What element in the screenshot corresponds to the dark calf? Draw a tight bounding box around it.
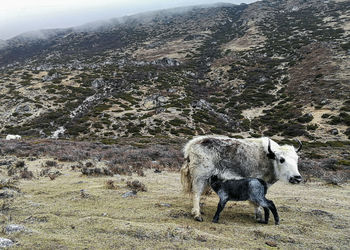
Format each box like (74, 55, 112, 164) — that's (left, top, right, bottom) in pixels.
(210, 175, 279, 225)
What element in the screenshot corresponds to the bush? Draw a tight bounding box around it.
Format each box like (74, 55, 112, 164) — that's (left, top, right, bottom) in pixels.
(44, 160, 58, 167)
(298, 114, 313, 123)
(169, 118, 185, 126)
(282, 124, 307, 137)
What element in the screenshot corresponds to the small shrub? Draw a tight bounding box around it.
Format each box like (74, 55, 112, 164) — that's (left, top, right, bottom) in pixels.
(126, 180, 147, 192)
(307, 124, 318, 131)
(15, 161, 25, 168)
(298, 113, 313, 123)
(169, 118, 185, 126)
(81, 167, 113, 176)
(105, 180, 118, 189)
(338, 160, 350, 166)
(19, 169, 34, 179)
(44, 160, 57, 167)
(85, 162, 93, 168)
(108, 165, 132, 176)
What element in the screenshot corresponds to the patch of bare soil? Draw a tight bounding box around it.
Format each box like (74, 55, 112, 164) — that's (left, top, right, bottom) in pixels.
(0, 157, 349, 249)
(222, 25, 266, 52)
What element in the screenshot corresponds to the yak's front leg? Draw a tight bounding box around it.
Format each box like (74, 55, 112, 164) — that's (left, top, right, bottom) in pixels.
(191, 178, 207, 221)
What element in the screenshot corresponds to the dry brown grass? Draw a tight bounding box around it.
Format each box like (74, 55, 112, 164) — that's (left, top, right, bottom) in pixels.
(0, 157, 349, 249)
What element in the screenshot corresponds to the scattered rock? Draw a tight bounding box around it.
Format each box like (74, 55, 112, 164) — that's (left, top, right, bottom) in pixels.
(155, 203, 171, 208)
(122, 190, 137, 198)
(0, 238, 14, 248)
(0, 189, 18, 199)
(0, 160, 14, 166)
(309, 209, 334, 218)
(80, 189, 89, 198)
(320, 99, 329, 105)
(333, 224, 347, 229)
(0, 179, 17, 190)
(328, 128, 339, 135)
(91, 78, 105, 89)
(265, 240, 278, 247)
(154, 57, 180, 67)
(4, 224, 25, 234)
(196, 235, 207, 242)
(73, 181, 85, 184)
(142, 95, 168, 109)
(42, 72, 61, 82)
(15, 104, 31, 114)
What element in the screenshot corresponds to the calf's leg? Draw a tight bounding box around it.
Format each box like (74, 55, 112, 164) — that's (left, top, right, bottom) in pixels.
(267, 199, 279, 225)
(212, 198, 228, 223)
(262, 207, 269, 224)
(250, 201, 264, 222)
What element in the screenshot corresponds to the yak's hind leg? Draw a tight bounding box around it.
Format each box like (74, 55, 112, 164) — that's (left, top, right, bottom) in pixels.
(249, 201, 264, 222)
(192, 178, 207, 222)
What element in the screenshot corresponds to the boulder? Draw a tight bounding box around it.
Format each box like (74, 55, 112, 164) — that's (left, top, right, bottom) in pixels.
(4, 224, 25, 234)
(0, 238, 14, 247)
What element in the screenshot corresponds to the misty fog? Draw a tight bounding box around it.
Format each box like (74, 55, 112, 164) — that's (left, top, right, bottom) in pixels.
(0, 0, 257, 40)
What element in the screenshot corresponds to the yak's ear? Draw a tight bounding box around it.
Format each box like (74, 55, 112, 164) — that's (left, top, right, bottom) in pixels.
(266, 139, 276, 160)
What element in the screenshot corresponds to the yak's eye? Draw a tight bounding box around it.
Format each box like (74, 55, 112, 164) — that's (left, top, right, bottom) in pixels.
(280, 158, 285, 164)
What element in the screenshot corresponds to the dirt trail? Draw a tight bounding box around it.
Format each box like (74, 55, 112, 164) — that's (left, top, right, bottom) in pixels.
(1, 159, 349, 249)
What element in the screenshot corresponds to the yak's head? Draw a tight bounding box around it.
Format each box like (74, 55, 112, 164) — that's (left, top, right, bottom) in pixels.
(267, 139, 302, 184)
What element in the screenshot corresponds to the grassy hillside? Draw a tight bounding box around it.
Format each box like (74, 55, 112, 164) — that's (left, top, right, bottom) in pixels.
(0, 157, 349, 249)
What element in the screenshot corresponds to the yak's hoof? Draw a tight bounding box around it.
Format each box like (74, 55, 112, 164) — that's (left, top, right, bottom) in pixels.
(212, 219, 219, 223)
(194, 216, 203, 222)
(257, 220, 268, 224)
(275, 221, 280, 225)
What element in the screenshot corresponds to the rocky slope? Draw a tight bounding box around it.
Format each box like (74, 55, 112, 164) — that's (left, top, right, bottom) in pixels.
(0, 0, 349, 150)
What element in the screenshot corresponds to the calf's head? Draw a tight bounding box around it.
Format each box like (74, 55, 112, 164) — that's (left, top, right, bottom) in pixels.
(267, 139, 302, 184)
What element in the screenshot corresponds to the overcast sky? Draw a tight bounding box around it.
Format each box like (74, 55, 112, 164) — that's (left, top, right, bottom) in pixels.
(0, 0, 257, 40)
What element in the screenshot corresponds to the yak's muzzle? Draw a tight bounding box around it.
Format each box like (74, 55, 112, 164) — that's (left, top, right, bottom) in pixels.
(289, 175, 302, 184)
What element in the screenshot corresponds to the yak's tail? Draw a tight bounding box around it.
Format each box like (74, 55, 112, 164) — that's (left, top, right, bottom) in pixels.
(180, 157, 192, 194)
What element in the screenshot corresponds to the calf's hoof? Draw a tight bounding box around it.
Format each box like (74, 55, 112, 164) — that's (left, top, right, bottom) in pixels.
(194, 216, 203, 222)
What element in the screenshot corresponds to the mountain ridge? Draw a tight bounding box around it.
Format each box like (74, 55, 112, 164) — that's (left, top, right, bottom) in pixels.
(0, 0, 349, 161)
